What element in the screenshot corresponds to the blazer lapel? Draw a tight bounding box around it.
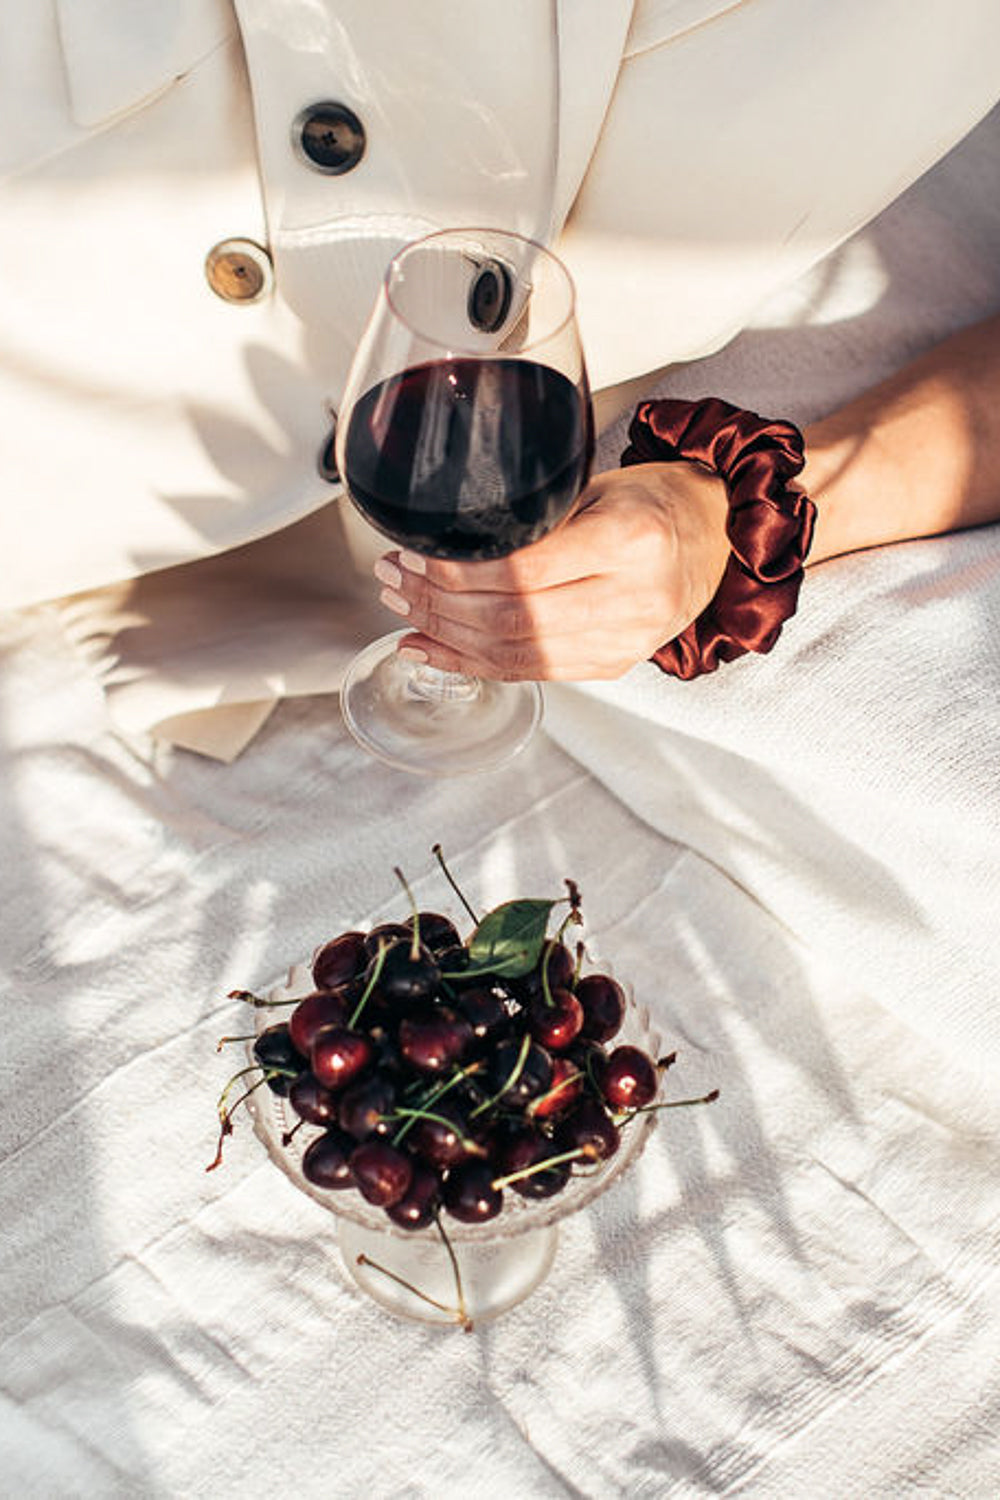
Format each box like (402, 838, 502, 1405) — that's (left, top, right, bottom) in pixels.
(54, 0, 234, 127)
(553, 0, 636, 229)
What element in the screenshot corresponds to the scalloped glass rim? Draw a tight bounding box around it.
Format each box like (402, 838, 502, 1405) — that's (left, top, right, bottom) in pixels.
(245, 957, 662, 1245)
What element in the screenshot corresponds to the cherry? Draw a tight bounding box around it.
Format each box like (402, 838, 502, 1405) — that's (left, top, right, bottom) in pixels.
(311, 931, 367, 991)
(488, 1037, 552, 1107)
(520, 940, 575, 1001)
(456, 985, 512, 1048)
(302, 1128, 356, 1190)
(442, 1160, 503, 1224)
(497, 1129, 573, 1199)
(253, 1024, 302, 1095)
(289, 1072, 340, 1126)
(363, 923, 412, 960)
(349, 1140, 413, 1207)
(310, 1026, 374, 1091)
(576, 973, 625, 1043)
(528, 1055, 584, 1120)
(528, 987, 584, 1052)
(405, 911, 461, 955)
(372, 939, 442, 1007)
(288, 989, 350, 1057)
(385, 1163, 442, 1230)
(399, 1006, 473, 1074)
(555, 1097, 621, 1161)
(597, 1045, 659, 1111)
(409, 1105, 483, 1170)
(337, 1074, 396, 1140)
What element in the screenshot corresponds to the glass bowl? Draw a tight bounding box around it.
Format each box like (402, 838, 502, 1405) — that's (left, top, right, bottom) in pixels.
(244, 956, 662, 1329)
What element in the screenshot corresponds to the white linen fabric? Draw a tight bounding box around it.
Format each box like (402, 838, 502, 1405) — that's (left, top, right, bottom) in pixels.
(2, 110, 1000, 1496)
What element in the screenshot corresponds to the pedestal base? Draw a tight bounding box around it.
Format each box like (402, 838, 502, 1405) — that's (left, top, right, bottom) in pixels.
(338, 1219, 558, 1328)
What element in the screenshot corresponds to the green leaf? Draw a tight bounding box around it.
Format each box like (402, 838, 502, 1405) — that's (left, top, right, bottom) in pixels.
(459, 897, 557, 979)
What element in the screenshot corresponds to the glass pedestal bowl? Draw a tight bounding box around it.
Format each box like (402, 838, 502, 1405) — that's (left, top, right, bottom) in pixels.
(245, 960, 662, 1330)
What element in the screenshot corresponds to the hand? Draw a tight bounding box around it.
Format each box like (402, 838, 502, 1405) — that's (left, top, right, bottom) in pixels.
(371, 462, 731, 681)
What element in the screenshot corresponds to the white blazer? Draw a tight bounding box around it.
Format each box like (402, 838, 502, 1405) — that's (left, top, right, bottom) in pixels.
(2, 0, 998, 605)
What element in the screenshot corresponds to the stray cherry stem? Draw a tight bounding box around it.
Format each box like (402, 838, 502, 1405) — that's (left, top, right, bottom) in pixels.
(431, 843, 479, 924)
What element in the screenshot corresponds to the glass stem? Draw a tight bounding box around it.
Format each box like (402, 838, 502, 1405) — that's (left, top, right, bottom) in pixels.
(405, 664, 481, 704)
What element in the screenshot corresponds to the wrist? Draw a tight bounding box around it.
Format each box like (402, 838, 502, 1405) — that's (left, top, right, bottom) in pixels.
(622, 397, 816, 679)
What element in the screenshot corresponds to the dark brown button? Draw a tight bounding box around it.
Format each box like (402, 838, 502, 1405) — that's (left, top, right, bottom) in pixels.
(468, 259, 513, 333)
(204, 239, 273, 304)
(294, 102, 366, 174)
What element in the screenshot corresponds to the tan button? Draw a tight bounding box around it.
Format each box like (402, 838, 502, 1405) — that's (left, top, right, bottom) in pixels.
(205, 238, 273, 304)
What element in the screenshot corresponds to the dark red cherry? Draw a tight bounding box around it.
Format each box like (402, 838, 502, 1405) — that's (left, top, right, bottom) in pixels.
(253, 1024, 303, 1095)
(442, 1160, 503, 1224)
(528, 1055, 584, 1120)
(488, 1038, 552, 1108)
(310, 1026, 373, 1091)
(349, 1140, 413, 1207)
(399, 1006, 473, 1074)
(337, 1073, 396, 1140)
(289, 1072, 340, 1126)
(458, 985, 513, 1048)
(302, 1128, 356, 1190)
(499, 1130, 572, 1200)
(405, 911, 461, 956)
(374, 940, 442, 1007)
(311, 931, 367, 991)
(520, 940, 575, 1001)
(576, 974, 626, 1043)
(528, 987, 584, 1052)
(598, 1045, 659, 1111)
(363, 923, 412, 960)
(289, 989, 350, 1057)
(409, 1105, 483, 1170)
(555, 1097, 621, 1162)
(385, 1163, 442, 1230)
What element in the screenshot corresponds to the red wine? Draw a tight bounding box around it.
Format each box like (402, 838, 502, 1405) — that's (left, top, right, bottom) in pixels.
(342, 358, 592, 560)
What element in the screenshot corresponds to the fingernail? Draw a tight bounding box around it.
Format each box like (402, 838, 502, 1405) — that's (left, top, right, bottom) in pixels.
(397, 646, 427, 663)
(398, 550, 426, 576)
(373, 557, 403, 589)
(380, 588, 410, 617)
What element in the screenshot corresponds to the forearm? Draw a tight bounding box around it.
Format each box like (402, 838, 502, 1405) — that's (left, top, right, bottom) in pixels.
(803, 313, 1000, 564)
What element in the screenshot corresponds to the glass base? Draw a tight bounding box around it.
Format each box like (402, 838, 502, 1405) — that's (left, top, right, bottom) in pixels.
(338, 1219, 558, 1329)
(340, 630, 542, 775)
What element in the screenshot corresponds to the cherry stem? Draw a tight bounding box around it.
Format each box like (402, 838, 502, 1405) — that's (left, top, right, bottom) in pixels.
(228, 989, 298, 1009)
(468, 1030, 531, 1119)
(432, 843, 478, 924)
(206, 1072, 273, 1172)
(389, 1107, 486, 1157)
(618, 1089, 720, 1124)
(216, 1063, 263, 1117)
(281, 1118, 306, 1147)
(491, 1145, 589, 1192)
(393, 865, 421, 959)
(215, 1033, 256, 1052)
(527, 1067, 583, 1118)
(355, 1254, 463, 1323)
(391, 1065, 478, 1147)
(572, 940, 585, 987)
(539, 938, 558, 1010)
(434, 1212, 471, 1331)
(657, 1052, 678, 1071)
(348, 939, 388, 1029)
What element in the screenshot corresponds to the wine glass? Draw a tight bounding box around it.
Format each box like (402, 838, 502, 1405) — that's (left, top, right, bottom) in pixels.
(244, 957, 662, 1329)
(334, 227, 593, 776)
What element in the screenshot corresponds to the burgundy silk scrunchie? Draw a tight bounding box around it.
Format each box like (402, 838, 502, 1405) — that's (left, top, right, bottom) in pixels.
(621, 397, 817, 679)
